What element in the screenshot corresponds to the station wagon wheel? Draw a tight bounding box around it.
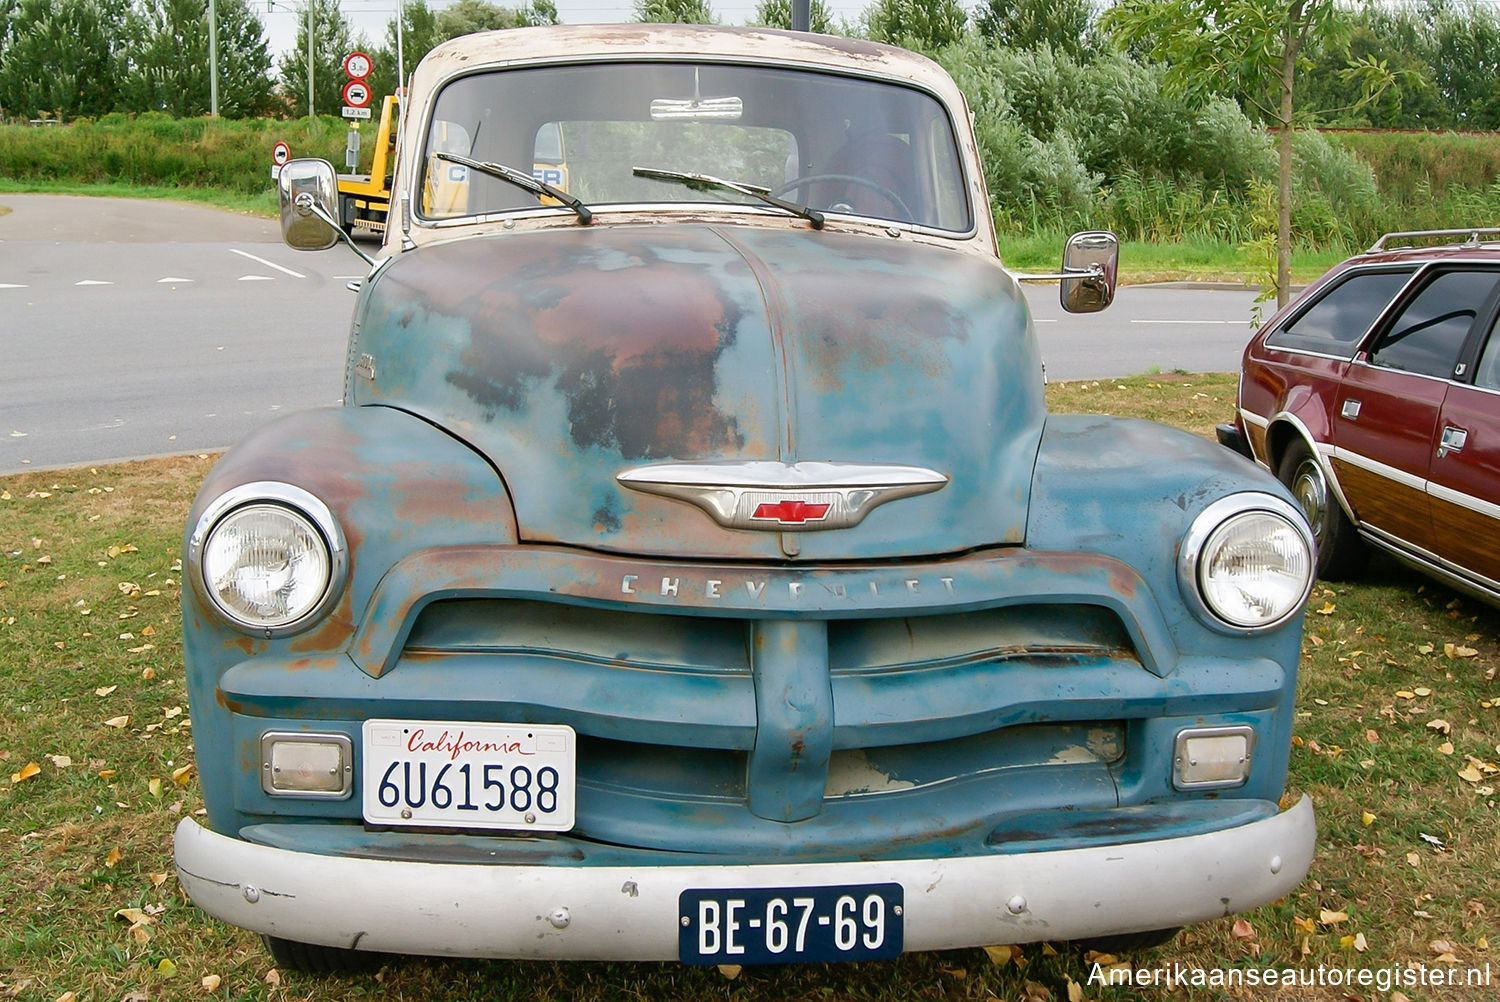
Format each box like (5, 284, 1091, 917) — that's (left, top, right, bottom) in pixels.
(261, 934, 388, 973)
(1277, 440, 1366, 580)
(769, 174, 915, 221)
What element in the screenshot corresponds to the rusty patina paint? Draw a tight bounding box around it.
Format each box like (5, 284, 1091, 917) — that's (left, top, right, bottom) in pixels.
(353, 224, 1040, 563)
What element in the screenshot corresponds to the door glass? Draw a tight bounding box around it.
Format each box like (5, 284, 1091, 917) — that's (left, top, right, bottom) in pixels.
(1265, 269, 1413, 357)
(1472, 313, 1500, 390)
(1369, 270, 1500, 378)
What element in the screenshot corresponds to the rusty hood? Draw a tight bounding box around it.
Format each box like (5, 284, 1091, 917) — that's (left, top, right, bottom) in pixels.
(351, 223, 1043, 561)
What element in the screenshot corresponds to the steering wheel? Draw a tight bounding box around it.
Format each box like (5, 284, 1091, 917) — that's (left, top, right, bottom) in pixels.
(770, 173, 915, 221)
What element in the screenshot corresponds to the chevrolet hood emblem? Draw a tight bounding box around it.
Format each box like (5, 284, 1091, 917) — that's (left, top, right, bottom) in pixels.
(616, 461, 949, 531)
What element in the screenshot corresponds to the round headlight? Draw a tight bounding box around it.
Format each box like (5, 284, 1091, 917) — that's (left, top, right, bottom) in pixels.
(1180, 495, 1314, 631)
(189, 484, 345, 634)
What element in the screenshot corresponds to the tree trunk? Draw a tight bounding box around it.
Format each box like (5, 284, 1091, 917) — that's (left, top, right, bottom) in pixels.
(1276, 18, 1300, 310)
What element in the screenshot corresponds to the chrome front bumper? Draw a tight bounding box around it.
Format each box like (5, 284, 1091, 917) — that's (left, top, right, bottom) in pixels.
(174, 796, 1314, 961)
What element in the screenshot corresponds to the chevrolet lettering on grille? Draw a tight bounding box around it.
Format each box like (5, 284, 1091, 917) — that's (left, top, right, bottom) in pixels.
(616, 461, 948, 531)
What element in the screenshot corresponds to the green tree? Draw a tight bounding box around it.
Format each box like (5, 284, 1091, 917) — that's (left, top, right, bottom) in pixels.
(975, 0, 1100, 62)
(370, 0, 442, 98)
(122, 0, 275, 117)
(864, 0, 968, 49)
(278, 0, 358, 117)
(1299, 5, 1445, 128)
(754, 0, 835, 32)
(634, 0, 718, 24)
(1101, 0, 1388, 309)
(1430, 1, 1500, 128)
(0, 0, 130, 119)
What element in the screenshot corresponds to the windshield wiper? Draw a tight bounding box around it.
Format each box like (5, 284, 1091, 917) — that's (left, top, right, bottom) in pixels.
(633, 166, 824, 230)
(436, 151, 592, 224)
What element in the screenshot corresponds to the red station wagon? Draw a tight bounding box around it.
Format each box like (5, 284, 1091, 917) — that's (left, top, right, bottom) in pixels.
(1219, 228, 1500, 601)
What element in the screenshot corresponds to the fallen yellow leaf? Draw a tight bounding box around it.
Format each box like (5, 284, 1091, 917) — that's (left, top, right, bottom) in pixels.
(1361, 811, 1377, 826)
(105, 847, 122, 867)
(172, 764, 194, 785)
(1232, 918, 1256, 939)
(1316, 602, 1336, 615)
(1319, 909, 1349, 925)
(95, 685, 117, 697)
(984, 944, 1018, 966)
(147, 777, 163, 798)
(156, 958, 178, 977)
(102, 715, 129, 729)
(1293, 916, 1316, 934)
(1354, 932, 1369, 952)
(11, 761, 41, 784)
(201, 974, 222, 991)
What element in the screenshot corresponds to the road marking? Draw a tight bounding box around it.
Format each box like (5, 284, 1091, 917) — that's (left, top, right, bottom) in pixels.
(158, 277, 195, 284)
(75, 279, 113, 286)
(238, 275, 275, 282)
(0, 283, 27, 290)
(230, 248, 305, 279)
(1130, 319, 1240, 325)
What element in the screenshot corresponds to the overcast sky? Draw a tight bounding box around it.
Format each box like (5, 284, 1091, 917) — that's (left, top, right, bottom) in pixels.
(259, 0, 883, 67)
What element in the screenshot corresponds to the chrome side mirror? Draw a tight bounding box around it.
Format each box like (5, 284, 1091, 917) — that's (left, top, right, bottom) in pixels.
(1060, 230, 1118, 314)
(278, 158, 341, 251)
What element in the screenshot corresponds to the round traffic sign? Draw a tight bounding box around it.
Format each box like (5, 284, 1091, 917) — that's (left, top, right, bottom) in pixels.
(343, 51, 372, 80)
(272, 141, 290, 166)
(342, 80, 372, 109)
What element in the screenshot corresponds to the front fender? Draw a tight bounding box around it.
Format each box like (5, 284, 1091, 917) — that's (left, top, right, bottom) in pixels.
(181, 405, 516, 824)
(1027, 414, 1306, 655)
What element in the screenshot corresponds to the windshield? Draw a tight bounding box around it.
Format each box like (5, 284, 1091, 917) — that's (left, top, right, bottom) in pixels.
(419, 60, 972, 232)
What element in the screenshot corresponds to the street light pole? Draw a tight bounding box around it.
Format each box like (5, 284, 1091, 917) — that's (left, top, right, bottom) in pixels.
(209, 0, 220, 115)
(307, 0, 315, 118)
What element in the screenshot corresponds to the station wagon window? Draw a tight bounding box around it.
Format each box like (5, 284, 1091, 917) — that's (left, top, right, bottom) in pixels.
(1471, 313, 1500, 390)
(1368, 269, 1500, 379)
(420, 61, 972, 231)
(1264, 268, 1413, 357)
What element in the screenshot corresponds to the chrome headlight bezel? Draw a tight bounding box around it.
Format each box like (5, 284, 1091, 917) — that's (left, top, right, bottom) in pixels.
(187, 482, 347, 636)
(1178, 493, 1315, 634)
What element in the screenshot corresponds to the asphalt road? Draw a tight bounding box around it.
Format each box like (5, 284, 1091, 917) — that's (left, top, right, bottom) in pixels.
(1, 194, 360, 475)
(0, 194, 1263, 475)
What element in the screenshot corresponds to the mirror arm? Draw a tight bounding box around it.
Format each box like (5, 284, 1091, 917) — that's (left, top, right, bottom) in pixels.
(1009, 263, 1104, 284)
(293, 192, 377, 268)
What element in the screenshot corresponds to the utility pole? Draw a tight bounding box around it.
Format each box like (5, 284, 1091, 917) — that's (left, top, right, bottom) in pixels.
(307, 0, 315, 118)
(791, 0, 809, 31)
(209, 0, 220, 115)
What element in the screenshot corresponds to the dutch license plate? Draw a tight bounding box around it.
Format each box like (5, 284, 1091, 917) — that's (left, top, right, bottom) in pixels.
(679, 883, 903, 965)
(361, 719, 575, 832)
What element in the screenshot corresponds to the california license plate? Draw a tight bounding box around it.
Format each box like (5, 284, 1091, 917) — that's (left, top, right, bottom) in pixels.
(361, 719, 575, 832)
(679, 883, 903, 964)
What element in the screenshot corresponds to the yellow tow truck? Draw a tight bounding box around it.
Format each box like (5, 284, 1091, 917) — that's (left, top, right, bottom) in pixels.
(339, 95, 570, 234)
(337, 94, 401, 237)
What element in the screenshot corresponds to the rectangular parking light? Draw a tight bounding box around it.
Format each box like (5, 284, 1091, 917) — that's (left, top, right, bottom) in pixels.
(261, 732, 353, 798)
(1173, 725, 1254, 790)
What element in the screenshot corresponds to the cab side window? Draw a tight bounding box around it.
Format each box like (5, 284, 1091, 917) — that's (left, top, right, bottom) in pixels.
(1265, 269, 1413, 358)
(1368, 270, 1500, 379)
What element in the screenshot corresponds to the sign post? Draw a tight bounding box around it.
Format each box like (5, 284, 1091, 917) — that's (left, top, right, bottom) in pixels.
(342, 51, 374, 121)
(270, 140, 290, 179)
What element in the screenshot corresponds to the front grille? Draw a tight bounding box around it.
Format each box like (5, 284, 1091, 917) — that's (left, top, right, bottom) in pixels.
(393, 597, 1141, 852)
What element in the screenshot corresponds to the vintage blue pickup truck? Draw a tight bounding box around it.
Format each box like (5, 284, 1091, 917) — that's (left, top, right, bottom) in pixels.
(173, 23, 1317, 971)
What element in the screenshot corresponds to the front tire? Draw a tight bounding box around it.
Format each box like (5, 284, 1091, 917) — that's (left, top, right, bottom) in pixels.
(1277, 440, 1365, 580)
(261, 934, 387, 974)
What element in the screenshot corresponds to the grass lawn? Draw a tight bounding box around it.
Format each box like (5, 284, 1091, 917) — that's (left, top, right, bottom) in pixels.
(1, 374, 1496, 1001)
